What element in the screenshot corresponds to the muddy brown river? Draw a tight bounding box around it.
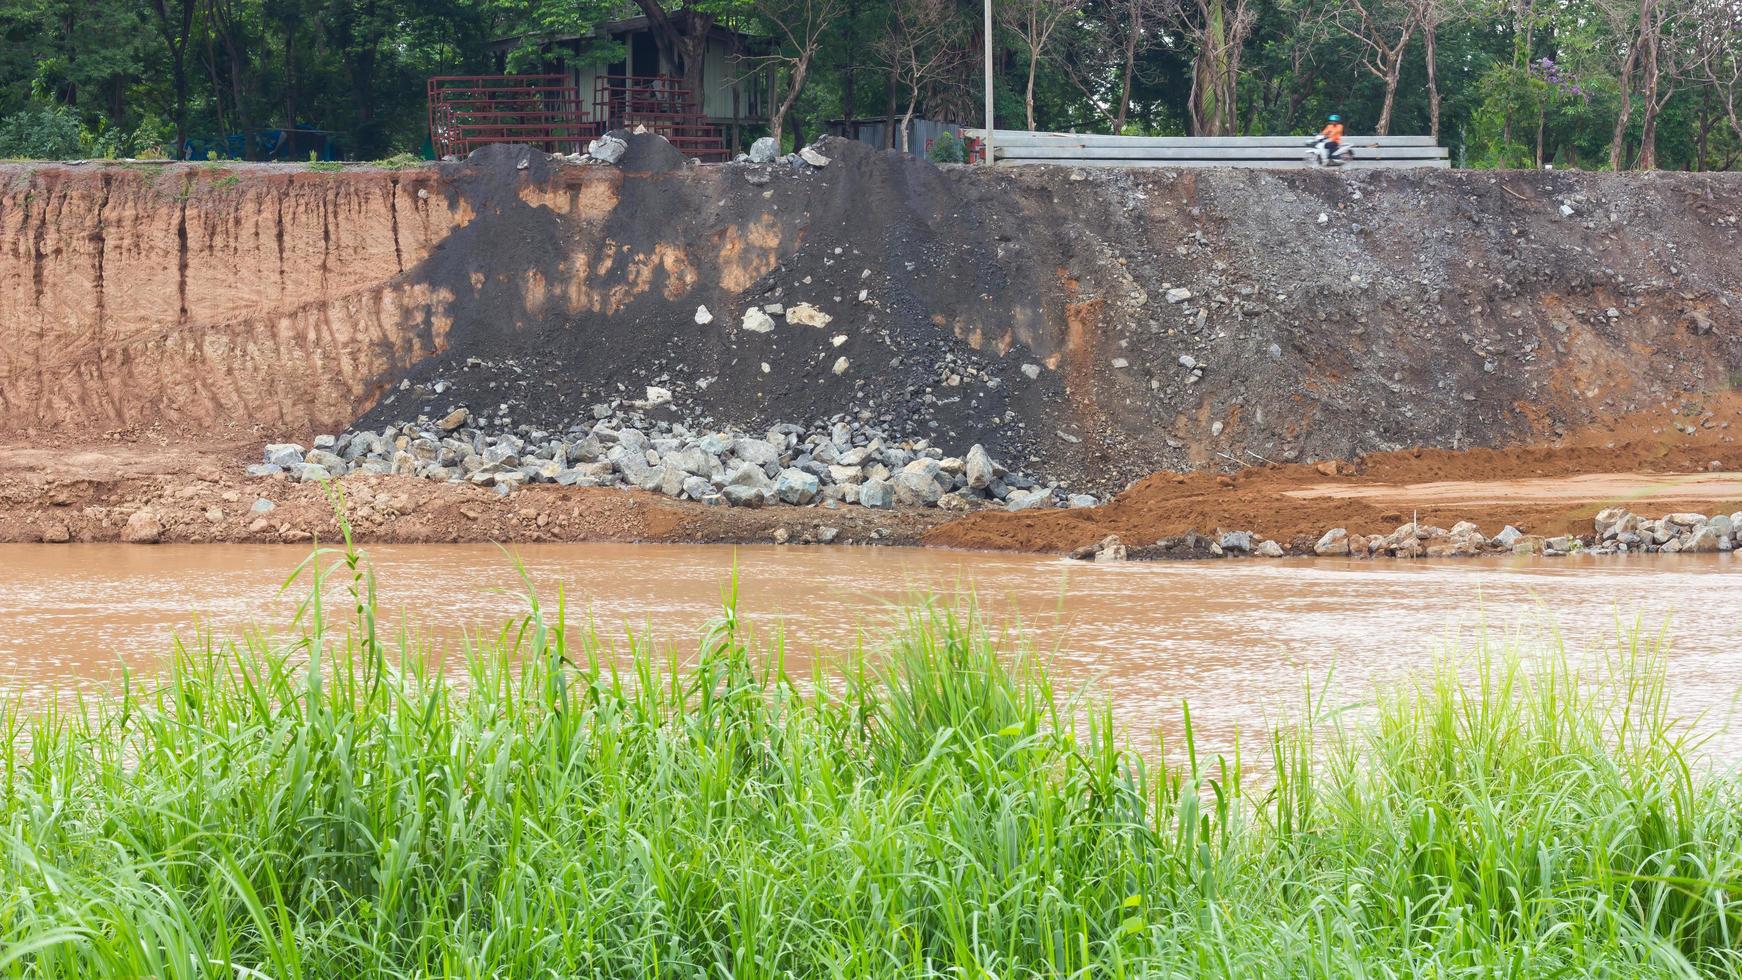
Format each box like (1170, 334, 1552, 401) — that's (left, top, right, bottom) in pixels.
(1, 544, 1737, 757)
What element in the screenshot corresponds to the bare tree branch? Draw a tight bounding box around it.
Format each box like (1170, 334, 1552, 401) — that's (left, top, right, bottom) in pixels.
(996, 0, 1087, 131)
(746, 0, 847, 146)
(876, 0, 966, 151)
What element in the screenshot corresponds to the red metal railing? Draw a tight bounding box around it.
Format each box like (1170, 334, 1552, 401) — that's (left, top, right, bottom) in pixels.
(594, 74, 700, 129)
(593, 75, 729, 161)
(427, 73, 728, 162)
(427, 75, 599, 158)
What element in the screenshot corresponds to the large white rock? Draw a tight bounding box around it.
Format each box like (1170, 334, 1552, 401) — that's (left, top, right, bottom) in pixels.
(263, 443, 306, 468)
(965, 444, 996, 489)
(586, 134, 627, 164)
(1313, 528, 1350, 556)
(1005, 488, 1053, 511)
(787, 303, 833, 328)
(775, 468, 820, 505)
(749, 137, 780, 163)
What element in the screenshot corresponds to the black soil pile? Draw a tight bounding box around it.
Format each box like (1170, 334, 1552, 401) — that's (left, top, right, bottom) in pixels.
(356, 139, 1742, 494)
(614, 130, 690, 174)
(361, 136, 1076, 475)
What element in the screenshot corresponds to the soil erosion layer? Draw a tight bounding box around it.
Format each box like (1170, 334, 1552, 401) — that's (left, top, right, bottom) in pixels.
(0, 141, 1739, 545)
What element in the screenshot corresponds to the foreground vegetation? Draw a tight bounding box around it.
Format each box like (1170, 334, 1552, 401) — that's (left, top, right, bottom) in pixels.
(1, 542, 1739, 977)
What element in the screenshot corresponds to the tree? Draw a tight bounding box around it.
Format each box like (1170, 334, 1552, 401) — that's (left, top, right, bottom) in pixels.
(632, 0, 736, 97)
(1595, 0, 1651, 169)
(1066, 0, 1173, 133)
(751, 0, 844, 146)
(997, 0, 1085, 131)
(876, 0, 962, 150)
(1404, 0, 1467, 139)
(146, 0, 198, 153)
(1684, 0, 1742, 161)
(1318, 0, 1418, 134)
(198, 0, 254, 146)
(489, 0, 623, 71)
(3, 0, 151, 129)
(1166, 0, 1256, 135)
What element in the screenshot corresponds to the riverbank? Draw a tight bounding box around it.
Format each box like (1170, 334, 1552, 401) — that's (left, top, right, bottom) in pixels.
(930, 395, 1742, 556)
(2, 548, 1737, 976)
(0, 440, 948, 547)
(2, 392, 1736, 558)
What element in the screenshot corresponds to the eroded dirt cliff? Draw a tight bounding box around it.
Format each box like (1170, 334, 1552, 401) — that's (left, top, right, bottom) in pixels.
(2, 141, 1739, 497)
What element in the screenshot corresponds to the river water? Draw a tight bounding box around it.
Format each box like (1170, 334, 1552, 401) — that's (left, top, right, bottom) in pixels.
(0, 543, 1737, 757)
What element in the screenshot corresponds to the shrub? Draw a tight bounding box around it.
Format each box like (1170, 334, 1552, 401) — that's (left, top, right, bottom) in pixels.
(929, 130, 966, 164)
(0, 104, 81, 160)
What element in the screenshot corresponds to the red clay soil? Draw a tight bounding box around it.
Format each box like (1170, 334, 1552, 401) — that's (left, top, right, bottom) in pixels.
(3, 398, 1737, 553)
(925, 396, 1742, 554)
(0, 441, 947, 547)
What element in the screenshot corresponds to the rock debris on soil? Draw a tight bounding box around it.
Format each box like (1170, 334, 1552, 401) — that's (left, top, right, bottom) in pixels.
(929, 395, 1742, 559)
(261, 405, 1093, 514)
(356, 136, 1742, 506)
(1071, 504, 1742, 563)
(356, 136, 1064, 491)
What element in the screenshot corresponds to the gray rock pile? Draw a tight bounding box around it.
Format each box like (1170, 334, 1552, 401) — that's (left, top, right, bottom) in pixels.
(740, 137, 833, 173)
(1071, 528, 1287, 562)
(1080, 508, 1742, 563)
(1314, 521, 1511, 558)
(1312, 507, 1741, 559)
(252, 408, 1089, 513)
(1588, 507, 1738, 555)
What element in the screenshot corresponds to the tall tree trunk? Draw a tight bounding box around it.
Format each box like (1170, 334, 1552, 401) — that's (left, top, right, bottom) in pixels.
(1535, 102, 1546, 166)
(635, 0, 683, 74)
(209, 0, 253, 157)
(1113, 26, 1138, 134)
(149, 0, 195, 156)
(729, 31, 743, 152)
(843, 1, 857, 122)
(1695, 90, 1712, 171)
(1424, 23, 1441, 141)
(1192, 0, 1239, 135)
(1634, 10, 1662, 170)
(1374, 25, 1414, 137)
(1024, 45, 1038, 130)
(1609, 37, 1639, 170)
(884, 71, 898, 148)
(678, 24, 713, 99)
(200, 31, 226, 136)
(634, 2, 715, 101)
(770, 56, 812, 149)
(899, 88, 920, 152)
(280, 12, 298, 136)
(1376, 54, 1401, 135)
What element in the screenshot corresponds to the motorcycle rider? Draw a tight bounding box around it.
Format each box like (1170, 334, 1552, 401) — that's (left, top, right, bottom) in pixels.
(1319, 114, 1345, 164)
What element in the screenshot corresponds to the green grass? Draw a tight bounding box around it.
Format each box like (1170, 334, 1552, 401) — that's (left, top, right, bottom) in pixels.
(0, 536, 1738, 977)
(370, 152, 425, 170)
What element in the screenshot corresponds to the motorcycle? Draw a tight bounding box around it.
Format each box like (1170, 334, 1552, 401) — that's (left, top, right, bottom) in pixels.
(1304, 135, 1355, 168)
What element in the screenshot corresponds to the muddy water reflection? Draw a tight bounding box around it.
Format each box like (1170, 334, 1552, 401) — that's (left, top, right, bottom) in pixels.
(0, 544, 1737, 755)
